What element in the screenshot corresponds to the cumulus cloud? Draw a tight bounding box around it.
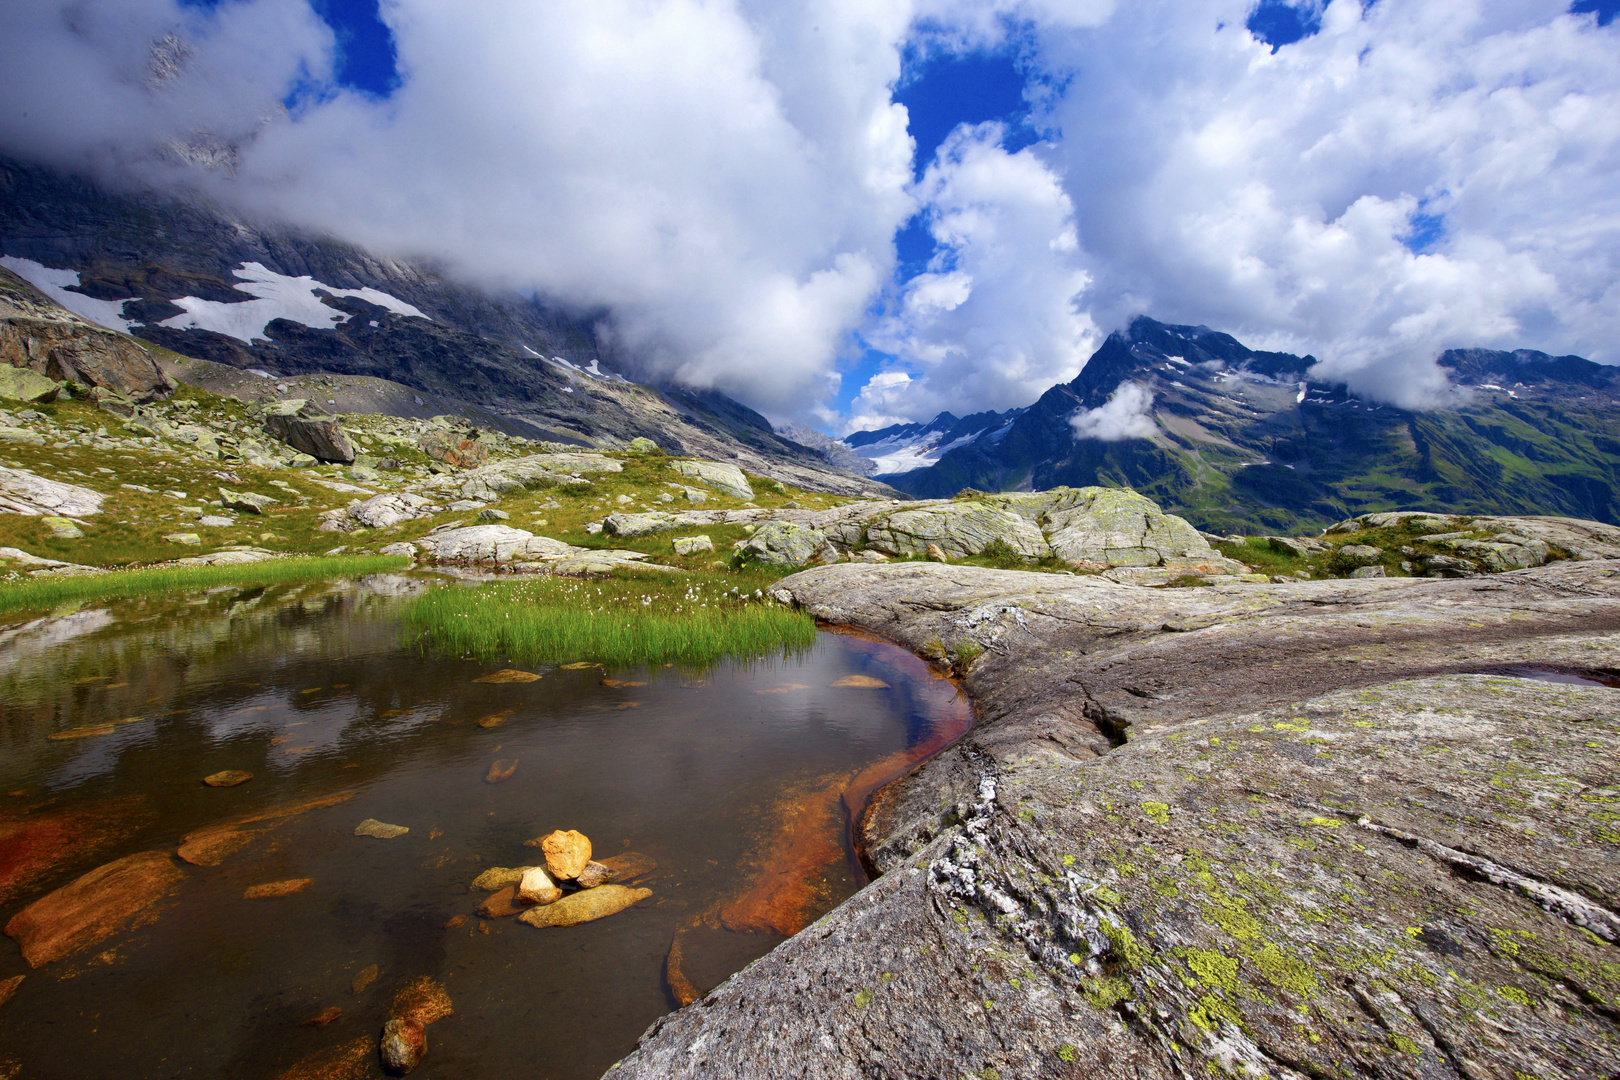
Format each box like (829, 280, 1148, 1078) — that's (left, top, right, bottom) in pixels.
(1, 0, 1616, 425)
(1027, 0, 1620, 406)
(856, 122, 1098, 423)
(1070, 380, 1157, 441)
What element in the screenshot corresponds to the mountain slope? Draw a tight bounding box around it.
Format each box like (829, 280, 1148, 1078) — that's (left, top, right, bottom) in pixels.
(0, 156, 891, 495)
(885, 317, 1620, 533)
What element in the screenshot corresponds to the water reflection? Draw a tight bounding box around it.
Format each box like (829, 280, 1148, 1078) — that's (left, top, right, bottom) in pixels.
(0, 576, 969, 1079)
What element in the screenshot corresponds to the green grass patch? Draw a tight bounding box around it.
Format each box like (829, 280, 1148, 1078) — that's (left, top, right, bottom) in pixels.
(403, 568, 816, 669)
(0, 554, 410, 615)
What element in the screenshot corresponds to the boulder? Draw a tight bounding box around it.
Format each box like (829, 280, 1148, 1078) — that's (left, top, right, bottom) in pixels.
(866, 503, 1049, 561)
(739, 521, 840, 567)
(672, 535, 714, 556)
(0, 465, 105, 517)
(626, 437, 659, 453)
(43, 516, 83, 539)
(0, 270, 173, 400)
(415, 524, 576, 565)
(476, 507, 509, 521)
(379, 1017, 426, 1075)
(418, 429, 486, 468)
(3, 851, 184, 967)
(1027, 487, 1220, 568)
(163, 532, 202, 546)
(516, 884, 652, 928)
(378, 541, 418, 557)
(1263, 535, 1329, 557)
(0, 366, 61, 403)
(350, 493, 435, 529)
(262, 401, 356, 464)
(516, 866, 562, 905)
(0, 426, 44, 444)
(218, 487, 277, 515)
(539, 829, 592, 880)
(671, 460, 754, 500)
(1349, 564, 1387, 578)
(1337, 543, 1384, 566)
(605, 511, 678, 538)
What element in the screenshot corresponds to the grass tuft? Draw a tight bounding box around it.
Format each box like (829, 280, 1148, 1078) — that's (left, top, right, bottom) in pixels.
(0, 555, 411, 615)
(403, 569, 816, 669)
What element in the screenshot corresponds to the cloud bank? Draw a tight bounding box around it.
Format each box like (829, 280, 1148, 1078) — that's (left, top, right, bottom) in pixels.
(1070, 381, 1158, 441)
(0, 0, 1616, 426)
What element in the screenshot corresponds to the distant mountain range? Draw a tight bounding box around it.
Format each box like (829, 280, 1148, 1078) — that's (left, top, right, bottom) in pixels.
(831, 317, 1620, 533)
(0, 156, 890, 494)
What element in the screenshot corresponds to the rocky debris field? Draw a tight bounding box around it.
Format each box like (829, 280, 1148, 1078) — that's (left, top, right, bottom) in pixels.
(614, 559, 1620, 1080)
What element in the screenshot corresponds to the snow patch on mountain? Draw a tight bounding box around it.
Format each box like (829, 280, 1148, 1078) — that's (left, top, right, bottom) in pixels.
(158, 262, 430, 343)
(0, 256, 139, 332)
(842, 410, 1023, 475)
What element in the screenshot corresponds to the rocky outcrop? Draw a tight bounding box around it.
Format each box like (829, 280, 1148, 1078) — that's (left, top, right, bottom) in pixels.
(0, 366, 60, 403)
(261, 400, 356, 464)
(605, 511, 677, 539)
(418, 426, 487, 468)
(738, 521, 840, 567)
(865, 502, 1050, 560)
(614, 558, 1620, 1080)
(671, 459, 754, 500)
(411, 524, 577, 564)
(0, 465, 105, 517)
(426, 452, 618, 504)
(0, 266, 173, 401)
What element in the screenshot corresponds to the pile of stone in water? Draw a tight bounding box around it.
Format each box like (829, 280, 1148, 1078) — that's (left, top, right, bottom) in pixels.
(468, 829, 655, 928)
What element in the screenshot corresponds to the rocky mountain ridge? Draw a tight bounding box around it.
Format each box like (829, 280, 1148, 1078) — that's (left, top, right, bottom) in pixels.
(0, 156, 887, 494)
(863, 316, 1620, 535)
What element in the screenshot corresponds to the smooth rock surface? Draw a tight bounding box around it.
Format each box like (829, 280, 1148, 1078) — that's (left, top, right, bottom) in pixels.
(672, 535, 714, 555)
(354, 819, 408, 839)
(0, 465, 105, 517)
(262, 401, 355, 464)
(3, 851, 183, 967)
(618, 559, 1620, 1080)
(470, 867, 528, 892)
(516, 866, 562, 905)
(866, 502, 1049, 561)
(0, 365, 61, 402)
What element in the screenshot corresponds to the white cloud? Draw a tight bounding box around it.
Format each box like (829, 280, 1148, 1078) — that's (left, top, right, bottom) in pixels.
(1070, 379, 1157, 441)
(860, 122, 1098, 421)
(2, 0, 1617, 427)
(1028, 0, 1620, 406)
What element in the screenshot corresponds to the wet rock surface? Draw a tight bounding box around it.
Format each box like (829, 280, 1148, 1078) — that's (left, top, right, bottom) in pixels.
(3, 850, 184, 967)
(518, 884, 652, 928)
(614, 560, 1620, 1080)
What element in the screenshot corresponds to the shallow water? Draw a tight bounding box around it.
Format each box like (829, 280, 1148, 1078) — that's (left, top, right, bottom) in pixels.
(1473, 664, 1620, 688)
(0, 575, 970, 1079)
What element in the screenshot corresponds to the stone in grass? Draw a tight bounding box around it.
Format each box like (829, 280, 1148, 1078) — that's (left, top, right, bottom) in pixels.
(42, 516, 83, 539)
(516, 866, 562, 905)
(197, 515, 234, 528)
(626, 437, 659, 454)
(354, 818, 409, 839)
(1350, 565, 1387, 579)
(380, 1017, 426, 1076)
(203, 769, 252, 787)
(672, 535, 714, 556)
(163, 532, 202, 546)
(1337, 544, 1384, 567)
(485, 758, 518, 784)
(538, 829, 592, 880)
(473, 669, 540, 684)
(476, 507, 509, 522)
(243, 878, 313, 899)
(516, 884, 652, 928)
(218, 487, 277, 514)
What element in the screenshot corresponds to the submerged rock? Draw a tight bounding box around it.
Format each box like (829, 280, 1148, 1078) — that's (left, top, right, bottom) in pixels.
(3, 850, 183, 967)
(354, 819, 409, 839)
(538, 829, 592, 880)
(299, 1006, 341, 1029)
(243, 878, 312, 899)
(0, 974, 22, 1010)
(516, 884, 652, 928)
(598, 852, 658, 883)
(351, 964, 379, 995)
(202, 770, 252, 788)
(475, 885, 525, 919)
(390, 975, 452, 1027)
(472, 669, 540, 684)
(484, 758, 518, 784)
(470, 867, 527, 892)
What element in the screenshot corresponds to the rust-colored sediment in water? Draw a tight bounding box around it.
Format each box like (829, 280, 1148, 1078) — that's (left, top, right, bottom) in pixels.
(664, 638, 974, 1006)
(0, 796, 150, 907)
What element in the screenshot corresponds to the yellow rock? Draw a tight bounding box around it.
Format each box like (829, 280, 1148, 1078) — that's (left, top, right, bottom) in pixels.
(470, 867, 528, 892)
(517, 885, 651, 928)
(832, 675, 889, 689)
(354, 819, 409, 839)
(539, 829, 591, 879)
(243, 878, 312, 899)
(474, 670, 540, 684)
(203, 770, 253, 788)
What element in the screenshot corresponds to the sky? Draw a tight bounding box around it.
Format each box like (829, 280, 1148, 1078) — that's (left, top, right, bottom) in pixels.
(1, 0, 1617, 434)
